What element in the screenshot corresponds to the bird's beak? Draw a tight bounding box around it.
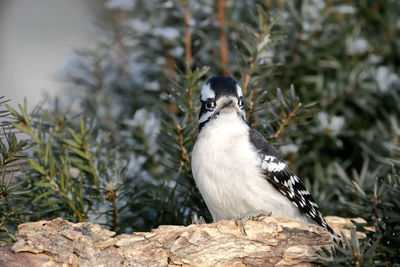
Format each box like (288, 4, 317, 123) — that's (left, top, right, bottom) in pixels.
(215, 95, 246, 120)
(216, 96, 238, 112)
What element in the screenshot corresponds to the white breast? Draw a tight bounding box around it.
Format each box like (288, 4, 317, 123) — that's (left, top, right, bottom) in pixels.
(191, 113, 304, 222)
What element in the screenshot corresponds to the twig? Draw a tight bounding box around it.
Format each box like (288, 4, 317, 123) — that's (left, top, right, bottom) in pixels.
(176, 124, 190, 173)
(186, 87, 194, 121)
(108, 189, 119, 233)
(184, 0, 192, 67)
(218, 0, 229, 75)
(0, 152, 17, 172)
(243, 65, 253, 95)
(273, 102, 302, 139)
(245, 88, 261, 123)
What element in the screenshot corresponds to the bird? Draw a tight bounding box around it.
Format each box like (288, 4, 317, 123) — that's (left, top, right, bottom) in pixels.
(191, 76, 337, 237)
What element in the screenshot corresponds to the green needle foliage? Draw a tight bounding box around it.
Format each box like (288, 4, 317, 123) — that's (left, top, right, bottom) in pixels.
(2, 0, 400, 265)
(0, 97, 30, 243)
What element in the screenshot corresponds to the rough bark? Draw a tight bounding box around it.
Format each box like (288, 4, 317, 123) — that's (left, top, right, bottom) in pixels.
(0, 216, 364, 266)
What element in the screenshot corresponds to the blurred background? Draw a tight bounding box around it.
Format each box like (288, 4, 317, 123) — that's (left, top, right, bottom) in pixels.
(1, 0, 400, 264)
(0, 0, 105, 108)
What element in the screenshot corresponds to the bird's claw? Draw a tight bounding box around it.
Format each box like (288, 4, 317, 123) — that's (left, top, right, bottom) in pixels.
(192, 214, 206, 225)
(235, 211, 272, 235)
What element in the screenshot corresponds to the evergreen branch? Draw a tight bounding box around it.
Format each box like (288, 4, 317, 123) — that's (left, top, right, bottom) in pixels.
(240, 8, 277, 94)
(273, 102, 302, 139)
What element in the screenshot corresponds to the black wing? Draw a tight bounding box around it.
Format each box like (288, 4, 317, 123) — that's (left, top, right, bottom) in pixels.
(249, 128, 337, 236)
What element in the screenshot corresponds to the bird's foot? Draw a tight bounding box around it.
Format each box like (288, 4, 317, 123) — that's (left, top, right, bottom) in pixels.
(235, 210, 272, 235)
(191, 214, 206, 225)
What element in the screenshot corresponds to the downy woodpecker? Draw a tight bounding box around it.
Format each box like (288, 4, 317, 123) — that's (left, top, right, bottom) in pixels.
(191, 76, 337, 236)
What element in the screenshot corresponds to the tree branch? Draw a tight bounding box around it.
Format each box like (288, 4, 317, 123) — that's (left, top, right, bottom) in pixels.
(0, 216, 366, 266)
(218, 0, 229, 75)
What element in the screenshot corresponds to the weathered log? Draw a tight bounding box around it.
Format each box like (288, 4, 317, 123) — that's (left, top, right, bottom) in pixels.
(0, 216, 364, 266)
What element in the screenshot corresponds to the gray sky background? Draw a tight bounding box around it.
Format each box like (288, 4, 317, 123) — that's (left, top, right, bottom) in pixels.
(0, 0, 104, 110)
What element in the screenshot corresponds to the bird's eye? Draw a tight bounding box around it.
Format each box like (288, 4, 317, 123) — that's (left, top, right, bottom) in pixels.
(238, 98, 244, 108)
(205, 99, 215, 110)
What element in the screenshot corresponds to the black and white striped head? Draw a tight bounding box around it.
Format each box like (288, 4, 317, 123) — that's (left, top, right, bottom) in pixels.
(198, 76, 246, 130)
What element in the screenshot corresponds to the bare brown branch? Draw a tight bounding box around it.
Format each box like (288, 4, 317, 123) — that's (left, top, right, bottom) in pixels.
(184, 0, 192, 67)
(218, 0, 229, 75)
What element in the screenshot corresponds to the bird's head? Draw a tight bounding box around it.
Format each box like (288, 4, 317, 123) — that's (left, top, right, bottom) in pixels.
(198, 76, 246, 130)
